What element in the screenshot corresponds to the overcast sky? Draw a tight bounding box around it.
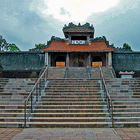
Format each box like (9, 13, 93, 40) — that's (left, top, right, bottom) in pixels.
(0, 0, 140, 51)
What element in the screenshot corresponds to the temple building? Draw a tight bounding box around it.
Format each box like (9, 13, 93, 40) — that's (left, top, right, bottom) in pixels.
(44, 23, 114, 68)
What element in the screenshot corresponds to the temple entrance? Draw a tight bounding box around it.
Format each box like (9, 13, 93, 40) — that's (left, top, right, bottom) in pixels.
(70, 53, 86, 67)
(92, 56, 103, 68)
(55, 56, 66, 67)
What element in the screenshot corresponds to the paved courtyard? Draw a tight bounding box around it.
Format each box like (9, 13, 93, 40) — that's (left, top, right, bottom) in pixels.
(12, 128, 121, 140)
(1, 128, 140, 140)
(0, 128, 22, 140)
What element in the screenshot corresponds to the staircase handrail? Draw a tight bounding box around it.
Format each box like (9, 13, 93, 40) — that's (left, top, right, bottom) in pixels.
(64, 67, 68, 78)
(86, 66, 91, 79)
(24, 65, 48, 127)
(111, 67, 116, 78)
(100, 67, 114, 127)
(38, 64, 47, 77)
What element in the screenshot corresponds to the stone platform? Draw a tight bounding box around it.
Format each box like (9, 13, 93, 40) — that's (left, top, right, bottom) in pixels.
(1, 128, 140, 140)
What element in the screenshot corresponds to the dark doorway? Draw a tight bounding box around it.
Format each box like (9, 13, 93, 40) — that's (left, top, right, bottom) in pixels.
(92, 56, 103, 68)
(92, 56, 102, 62)
(71, 54, 85, 67)
(55, 56, 66, 67)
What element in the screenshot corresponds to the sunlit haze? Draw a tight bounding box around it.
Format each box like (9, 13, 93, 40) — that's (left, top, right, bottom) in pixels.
(40, 0, 120, 22)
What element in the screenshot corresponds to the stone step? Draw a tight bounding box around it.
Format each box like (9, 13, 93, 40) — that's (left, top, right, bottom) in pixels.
(46, 87, 100, 89)
(43, 94, 102, 97)
(48, 82, 100, 87)
(48, 81, 99, 83)
(0, 112, 24, 117)
(48, 83, 100, 85)
(112, 98, 140, 101)
(0, 97, 27, 100)
(45, 91, 102, 94)
(0, 93, 29, 96)
(113, 112, 140, 117)
(0, 116, 110, 122)
(0, 102, 24, 105)
(42, 95, 102, 98)
(45, 90, 101, 92)
(0, 109, 23, 113)
(111, 95, 140, 98)
(48, 82, 99, 84)
(113, 108, 140, 112)
(30, 117, 110, 122)
(114, 117, 140, 121)
(0, 104, 107, 109)
(36, 105, 107, 109)
(113, 105, 140, 108)
(113, 121, 140, 127)
(0, 121, 111, 128)
(41, 98, 103, 101)
(49, 83, 99, 85)
(109, 91, 140, 94)
(113, 100, 140, 103)
(46, 88, 100, 91)
(48, 78, 99, 80)
(0, 108, 108, 113)
(32, 112, 108, 117)
(29, 121, 111, 128)
(33, 108, 107, 113)
(40, 101, 106, 105)
(0, 105, 25, 109)
(48, 86, 100, 89)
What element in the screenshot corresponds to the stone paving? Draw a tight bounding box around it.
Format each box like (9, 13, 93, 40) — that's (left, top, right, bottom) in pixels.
(1, 128, 140, 140)
(115, 128, 140, 140)
(12, 128, 121, 140)
(0, 128, 22, 140)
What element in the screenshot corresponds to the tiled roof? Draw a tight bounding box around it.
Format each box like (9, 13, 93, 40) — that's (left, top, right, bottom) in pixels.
(63, 22, 94, 33)
(44, 41, 114, 52)
(63, 27, 93, 33)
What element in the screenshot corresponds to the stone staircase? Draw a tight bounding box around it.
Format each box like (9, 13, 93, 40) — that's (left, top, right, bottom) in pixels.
(3, 67, 140, 128)
(102, 67, 115, 78)
(47, 67, 66, 79)
(29, 79, 111, 127)
(0, 78, 36, 127)
(47, 67, 115, 79)
(91, 68, 101, 78)
(91, 67, 115, 79)
(106, 78, 140, 127)
(66, 67, 89, 78)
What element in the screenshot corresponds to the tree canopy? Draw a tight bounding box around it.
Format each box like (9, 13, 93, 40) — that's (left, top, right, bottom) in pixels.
(0, 35, 20, 52)
(35, 43, 46, 49)
(8, 44, 20, 52)
(0, 35, 9, 51)
(29, 43, 46, 52)
(114, 43, 133, 52)
(122, 43, 132, 51)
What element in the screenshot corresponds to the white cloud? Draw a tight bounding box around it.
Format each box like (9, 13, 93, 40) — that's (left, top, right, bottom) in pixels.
(37, 0, 120, 22)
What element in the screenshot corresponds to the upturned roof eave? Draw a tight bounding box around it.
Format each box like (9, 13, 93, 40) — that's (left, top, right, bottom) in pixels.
(44, 50, 114, 53)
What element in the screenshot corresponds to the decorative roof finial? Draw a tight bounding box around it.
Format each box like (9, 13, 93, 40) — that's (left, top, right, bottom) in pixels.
(78, 23, 81, 26)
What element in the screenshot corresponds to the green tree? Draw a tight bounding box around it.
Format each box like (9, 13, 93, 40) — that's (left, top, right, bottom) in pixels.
(29, 43, 46, 52)
(123, 43, 132, 51)
(8, 44, 20, 52)
(0, 35, 20, 52)
(35, 43, 46, 49)
(0, 35, 9, 51)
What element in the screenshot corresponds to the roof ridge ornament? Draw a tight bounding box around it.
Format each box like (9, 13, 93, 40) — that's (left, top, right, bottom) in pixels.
(63, 22, 95, 38)
(78, 23, 81, 26)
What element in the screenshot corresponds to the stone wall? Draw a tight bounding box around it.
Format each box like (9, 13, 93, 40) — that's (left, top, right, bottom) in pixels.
(113, 52, 140, 71)
(1, 51, 140, 72)
(0, 52, 45, 71)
